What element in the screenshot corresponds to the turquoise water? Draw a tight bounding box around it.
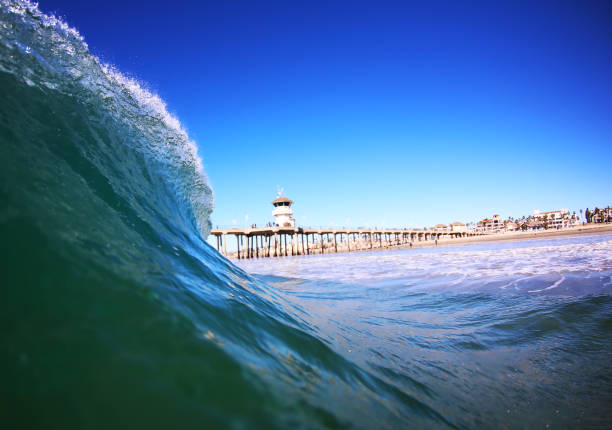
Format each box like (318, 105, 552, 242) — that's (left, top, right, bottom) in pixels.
(1, 1, 611, 428)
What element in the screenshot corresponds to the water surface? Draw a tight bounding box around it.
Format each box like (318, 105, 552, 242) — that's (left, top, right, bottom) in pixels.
(239, 234, 612, 428)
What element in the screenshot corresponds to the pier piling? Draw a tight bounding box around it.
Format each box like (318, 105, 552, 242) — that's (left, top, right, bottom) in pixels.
(211, 226, 480, 259)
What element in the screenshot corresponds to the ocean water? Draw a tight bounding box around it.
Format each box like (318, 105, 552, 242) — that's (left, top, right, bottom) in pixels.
(239, 235, 612, 428)
(1, 1, 611, 428)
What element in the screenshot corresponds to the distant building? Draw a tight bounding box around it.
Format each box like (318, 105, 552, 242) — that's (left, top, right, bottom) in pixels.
(527, 220, 542, 230)
(434, 223, 449, 233)
(450, 222, 467, 233)
(272, 191, 295, 227)
(505, 222, 518, 232)
(533, 208, 577, 229)
(590, 207, 612, 223)
(477, 214, 503, 233)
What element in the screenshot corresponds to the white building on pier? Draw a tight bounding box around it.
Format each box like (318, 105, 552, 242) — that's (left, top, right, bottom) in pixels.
(272, 191, 295, 227)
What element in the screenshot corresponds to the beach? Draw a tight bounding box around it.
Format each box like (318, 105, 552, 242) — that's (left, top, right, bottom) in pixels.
(400, 223, 612, 250)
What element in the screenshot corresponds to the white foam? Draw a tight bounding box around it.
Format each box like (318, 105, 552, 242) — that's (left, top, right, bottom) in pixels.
(528, 276, 565, 293)
(238, 235, 612, 293)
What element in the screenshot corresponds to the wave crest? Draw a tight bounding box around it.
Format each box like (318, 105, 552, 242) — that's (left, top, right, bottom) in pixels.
(0, 0, 213, 236)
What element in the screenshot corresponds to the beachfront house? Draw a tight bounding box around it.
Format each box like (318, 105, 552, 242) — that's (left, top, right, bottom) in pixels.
(434, 224, 449, 233)
(450, 222, 467, 233)
(505, 222, 519, 232)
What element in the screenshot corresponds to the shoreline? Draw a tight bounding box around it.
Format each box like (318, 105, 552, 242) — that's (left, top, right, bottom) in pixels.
(398, 223, 612, 251)
(232, 224, 612, 260)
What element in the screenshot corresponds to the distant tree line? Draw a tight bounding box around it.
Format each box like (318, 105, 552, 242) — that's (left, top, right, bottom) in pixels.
(477, 211, 580, 232)
(585, 207, 612, 223)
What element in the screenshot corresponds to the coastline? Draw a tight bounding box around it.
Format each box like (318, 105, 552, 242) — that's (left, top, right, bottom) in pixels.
(228, 223, 612, 260)
(398, 223, 612, 251)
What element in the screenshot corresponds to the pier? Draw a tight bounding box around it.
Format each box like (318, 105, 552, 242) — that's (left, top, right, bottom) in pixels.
(210, 227, 480, 259)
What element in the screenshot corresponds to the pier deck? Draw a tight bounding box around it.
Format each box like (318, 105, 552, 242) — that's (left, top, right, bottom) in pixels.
(210, 227, 480, 259)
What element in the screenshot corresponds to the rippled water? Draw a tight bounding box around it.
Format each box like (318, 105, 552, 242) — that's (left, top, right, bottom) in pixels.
(239, 234, 612, 428)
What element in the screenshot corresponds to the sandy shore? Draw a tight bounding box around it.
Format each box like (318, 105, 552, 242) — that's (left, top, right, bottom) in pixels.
(400, 223, 612, 250)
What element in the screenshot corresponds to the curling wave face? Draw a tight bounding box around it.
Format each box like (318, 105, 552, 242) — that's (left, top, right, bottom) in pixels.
(0, 2, 451, 428)
(0, 0, 213, 237)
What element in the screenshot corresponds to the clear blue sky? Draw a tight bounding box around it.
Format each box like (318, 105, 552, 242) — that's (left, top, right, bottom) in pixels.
(40, 0, 611, 231)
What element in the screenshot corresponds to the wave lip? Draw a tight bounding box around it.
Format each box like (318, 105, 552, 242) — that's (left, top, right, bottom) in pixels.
(0, 0, 213, 236)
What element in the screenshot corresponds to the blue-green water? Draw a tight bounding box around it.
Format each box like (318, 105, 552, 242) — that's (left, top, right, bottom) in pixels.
(1, 1, 611, 428)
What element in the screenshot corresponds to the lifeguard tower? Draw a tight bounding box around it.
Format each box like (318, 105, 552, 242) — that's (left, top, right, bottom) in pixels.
(272, 189, 295, 227)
